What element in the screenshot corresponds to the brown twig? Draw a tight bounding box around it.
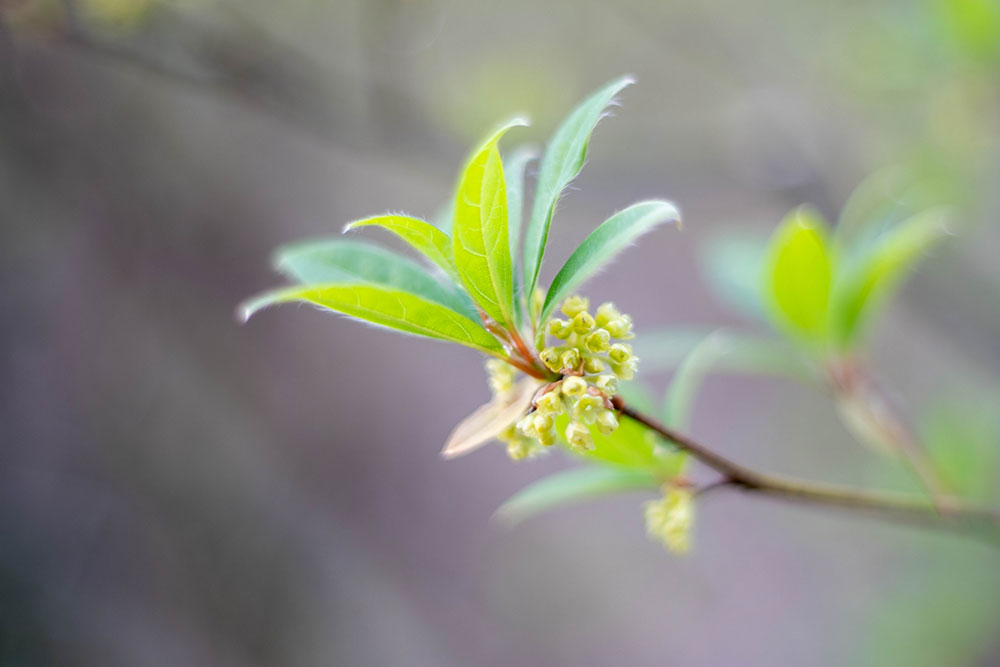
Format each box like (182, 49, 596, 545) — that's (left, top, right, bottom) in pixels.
(612, 396, 1000, 541)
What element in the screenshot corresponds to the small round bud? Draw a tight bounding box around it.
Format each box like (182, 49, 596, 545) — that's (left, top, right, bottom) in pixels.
(535, 391, 563, 415)
(584, 328, 611, 353)
(596, 410, 619, 435)
(594, 374, 619, 395)
(561, 295, 589, 318)
(532, 413, 554, 433)
(547, 318, 571, 339)
(605, 315, 634, 339)
(537, 428, 557, 447)
(583, 357, 606, 374)
(595, 302, 621, 327)
(485, 358, 516, 395)
(608, 343, 633, 365)
(575, 394, 604, 424)
(560, 348, 581, 371)
(565, 421, 594, 450)
(516, 415, 537, 438)
(571, 311, 596, 335)
(540, 347, 562, 372)
(612, 358, 638, 381)
(561, 376, 587, 397)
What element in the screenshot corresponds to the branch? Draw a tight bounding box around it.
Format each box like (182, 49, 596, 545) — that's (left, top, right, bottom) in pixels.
(612, 397, 1000, 541)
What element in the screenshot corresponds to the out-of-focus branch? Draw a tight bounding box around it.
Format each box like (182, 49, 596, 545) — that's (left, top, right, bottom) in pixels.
(613, 396, 1000, 542)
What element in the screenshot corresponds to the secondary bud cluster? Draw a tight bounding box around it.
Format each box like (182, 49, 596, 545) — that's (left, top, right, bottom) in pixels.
(644, 485, 694, 554)
(541, 296, 638, 380)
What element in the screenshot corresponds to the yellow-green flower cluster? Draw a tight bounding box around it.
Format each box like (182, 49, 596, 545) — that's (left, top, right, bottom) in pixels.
(644, 485, 694, 554)
(513, 374, 620, 454)
(541, 296, 637, 380)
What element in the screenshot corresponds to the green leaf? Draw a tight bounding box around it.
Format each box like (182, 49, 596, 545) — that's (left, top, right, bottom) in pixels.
(663, 331, 731, 430)
(522, 75, 635, 302)
(831, 208, 950, 347)
(239, 284, 504, 355)
(494, 466, 659, 525)
(635, 328, 815, 381)
(540, 200, 680, 324)
(274, 238, 475, 319)
(452, 118, 527, 327)
(698, 233, 769, 322)
(554, 412, 687, 475)
(763, 207, 834, 344)
(504, 146, 538, 272)
(344, 214, 462, 286)
(922, 394, 999, 503)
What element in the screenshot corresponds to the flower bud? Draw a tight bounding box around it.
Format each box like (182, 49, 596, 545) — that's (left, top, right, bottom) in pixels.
(535, 390, 563, 415)
(608, 343, 633, 365)
(571, 311, 596, 335)
(547, 318, 571, 339)
(595, 302, 621, 327)
(485, 358, 515, 395)
(565, 421, 594, 450)
(605, 315, 634, 339)
(560, 348, 581, 371)
(584, 328, 611, 353)
(644, 486, 694, 554)
(537, 427, 557, 447)
(561, 295, 590, 318)
(561, 376, 587, 397)
(612, 358, 638, 381)
(594, 374, 619, 395)
(583, 357, 606, 374)
(596, 409, 619, 435)
(532, 413, 554, 434)
(575, 394, 604, 424)
(540, 347, 562, 372)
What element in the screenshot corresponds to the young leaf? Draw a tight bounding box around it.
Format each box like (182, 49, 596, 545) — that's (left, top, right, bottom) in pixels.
(699, 233, 769, 322)
(452, 118, 528, 327)
(344, 214, 462, 286)
(504, 146, 538, 271)
(830, 208, 950, 347)
(763, 207, 834, 344)
(539, 200, 680, 324)
(239, 284, 504, 354)
(635, 328, 815, 381)
(522, 75, 635, 301)
(494, 466, 659, 526)
(274, 238, 475, 319)
(441, 378, 542, 459)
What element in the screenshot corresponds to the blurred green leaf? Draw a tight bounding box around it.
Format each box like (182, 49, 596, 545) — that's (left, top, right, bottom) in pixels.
(556, 412, 688, 476)
(344, 214, 461, 286)
(938, 0, 1000, 60)
(922, 396, 1000, 503)
(763, 207, 833, 344)
(698, 233, 769, 322)
(274, 238, 474, 318)
(831, 208, 950, 346)
(636, 328, 815, 381)
(453, 118, 527, 327)
(522, 75, 635, 300)
(539, 200, 680, 324)
(239, 284, 504, 354)
(495, 466, 659, 525)
(664, 331, 732, 430)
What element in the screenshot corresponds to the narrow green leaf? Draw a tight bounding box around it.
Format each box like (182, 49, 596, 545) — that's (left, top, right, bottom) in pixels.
(239, 284, 504, 354)
(554, 412, 687, 475)
(540, 200, 680, 324)
(452, 118, 527, 327)
(494, 466, 659, 526)
(344, 214, 462, 286)
(831, 208, 950, 347)
(763, 207, 834, 344)
(274, 238, 475, 318)
(698, 233, 769, 322)
(504, 146, 538, 271)
(922, 395, 1000, 503)
(523, 75, 636, 301)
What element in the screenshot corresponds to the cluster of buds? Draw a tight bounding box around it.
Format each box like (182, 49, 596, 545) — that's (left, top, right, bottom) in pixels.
(540, 296, 638, 380)
(515, 374, 620, 454)
(643, 484, 694, 554)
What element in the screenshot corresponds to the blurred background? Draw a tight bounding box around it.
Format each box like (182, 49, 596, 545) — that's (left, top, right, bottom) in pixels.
(2, 0, 999, 665)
